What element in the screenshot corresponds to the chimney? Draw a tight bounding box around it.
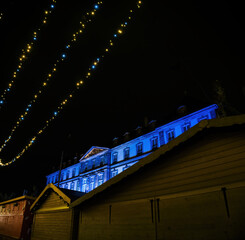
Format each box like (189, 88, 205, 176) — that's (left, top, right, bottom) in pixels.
(112, 137, 119, 147)
(135, 126, 143, 136)
(123, 132, 130, 142)
(148, 120, 156, 131)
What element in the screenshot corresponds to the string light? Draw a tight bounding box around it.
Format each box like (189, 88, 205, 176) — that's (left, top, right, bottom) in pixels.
(0, 1, 103, 155)
(0, 0, 142, 167)
(0, 13, 3, 20)
(0, 0, 57, 107)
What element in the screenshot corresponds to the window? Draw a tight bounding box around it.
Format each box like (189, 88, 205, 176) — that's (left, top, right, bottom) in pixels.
(98, 180, 103, 186)
(90, 182, 95, 191)
(136, 142, 143, 155)
(82, 178, 87, 192)
(198, 115, 208, 122)
(112, 152, 118, 163)
(182, 123, 190, 132)
(151, 137, 158, 150)
(111, 170, 118, 178)
(124, 147, 130, 160)
(65, 183, 68, 189)
(72, 168, 76, 177)
(76, 180, 80, 191)
(61, 172, 64, 181)
(167, 130, 175, 142)
(66, 170, 70, 179)
(100, 155, 105, 165)
(123, 165, 128, 171)
(71, 182, 74, 190)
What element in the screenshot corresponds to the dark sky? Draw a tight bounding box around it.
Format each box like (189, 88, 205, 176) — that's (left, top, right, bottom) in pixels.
(0, 0, 245, 197)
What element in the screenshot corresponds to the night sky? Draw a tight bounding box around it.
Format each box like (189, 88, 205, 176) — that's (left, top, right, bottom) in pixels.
(0, 0, 244, 198)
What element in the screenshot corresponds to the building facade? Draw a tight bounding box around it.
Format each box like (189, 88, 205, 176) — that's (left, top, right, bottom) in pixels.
(46, 104, 218, 193)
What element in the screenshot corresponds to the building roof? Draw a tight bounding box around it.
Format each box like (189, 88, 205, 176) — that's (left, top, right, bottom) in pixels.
(30, 183, 85, 211)
(70, 114, 245, 208)
(0, 195, 36, 206)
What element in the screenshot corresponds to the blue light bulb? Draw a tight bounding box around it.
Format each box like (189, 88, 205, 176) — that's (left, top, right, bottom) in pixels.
(54, 111, 58, 116)
(51, 4, 55, 8)
(62, 53, 66, 58)
(33, 37, 37, 40)
(92, 65, 96, 69)
(94, 4, 99, 9)
(114, 34, 117, 38)
(0, 100, 3, 104)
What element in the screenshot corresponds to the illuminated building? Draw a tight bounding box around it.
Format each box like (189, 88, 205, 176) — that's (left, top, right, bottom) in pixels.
(46, 104, 218, 192)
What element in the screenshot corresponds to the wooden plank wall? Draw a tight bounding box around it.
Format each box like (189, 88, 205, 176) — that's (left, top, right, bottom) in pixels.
(77, 127, 245, 240)
(31, 191, 73, 240)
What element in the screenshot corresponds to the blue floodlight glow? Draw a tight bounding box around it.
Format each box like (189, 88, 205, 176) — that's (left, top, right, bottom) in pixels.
(94, 4, 99, 9)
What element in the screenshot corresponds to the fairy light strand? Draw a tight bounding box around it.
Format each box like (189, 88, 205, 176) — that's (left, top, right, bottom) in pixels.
(0, 0, 142, 167)
(0, 0, 57, 107)
(0, 1, 103, 154)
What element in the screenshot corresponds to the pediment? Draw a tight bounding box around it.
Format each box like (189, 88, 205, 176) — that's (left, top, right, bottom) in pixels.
(80, 146, 109, 161)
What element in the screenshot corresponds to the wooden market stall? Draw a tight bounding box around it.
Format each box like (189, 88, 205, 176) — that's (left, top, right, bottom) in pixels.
(70, 115, 245, 240)
(30, 184, 84, 240)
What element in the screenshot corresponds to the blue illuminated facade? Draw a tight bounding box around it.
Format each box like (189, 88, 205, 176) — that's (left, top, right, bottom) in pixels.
(46, 104, 218, 193)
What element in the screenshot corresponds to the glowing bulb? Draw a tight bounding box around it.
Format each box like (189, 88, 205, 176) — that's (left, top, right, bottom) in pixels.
(94, 4, 99, 9)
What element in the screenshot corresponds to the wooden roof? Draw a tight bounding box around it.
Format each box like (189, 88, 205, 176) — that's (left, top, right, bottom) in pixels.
(0, 195, 36, 206)
(70, 114, 245, 208)
(30, 183, 84, 212)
